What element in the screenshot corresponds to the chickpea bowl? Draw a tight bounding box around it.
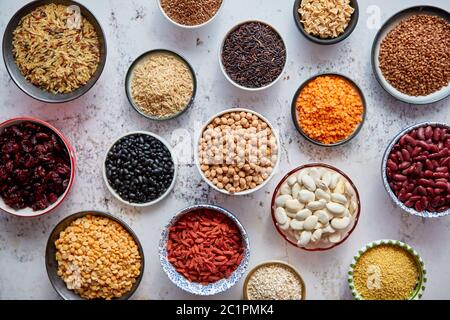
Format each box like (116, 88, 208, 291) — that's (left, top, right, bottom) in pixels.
(195, 108, 280, 195)
(46, 211, 145, 300)
(271, 164, 361, 251)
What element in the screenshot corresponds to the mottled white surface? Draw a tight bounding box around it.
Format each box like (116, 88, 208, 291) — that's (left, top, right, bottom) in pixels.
(0, 0, 449, 300)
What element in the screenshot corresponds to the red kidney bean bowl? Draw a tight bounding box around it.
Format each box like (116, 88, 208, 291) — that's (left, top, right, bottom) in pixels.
(0, 117, 75, 217)
(382, 122, 450, 218)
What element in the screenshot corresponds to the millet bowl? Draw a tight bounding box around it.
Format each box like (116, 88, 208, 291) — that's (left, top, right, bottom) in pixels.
(0, 117, 75, 218)
(125, 49, 197, 121)
(219, 20, 287, 92)
(271, 163, 361, 251)
(348, 239, 426, 300)
(293, 0, 359, 45)
(371, 6, 450, 105)
(159, 204, 250, 296)
(157, 0, 224, 29)
(381, 122, 450, 218)
(195, 108, 281, 196)
(45, 210, 145, 300)
(291, 73, 366, 147)
(243, 260, 306, 300)
(102, 131, 177, 207)
(2, 0, 107, 103)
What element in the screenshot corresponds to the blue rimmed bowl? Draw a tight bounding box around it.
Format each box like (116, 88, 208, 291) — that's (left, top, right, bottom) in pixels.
(348, 239, 427, 300)
(159, 204, 250, 296)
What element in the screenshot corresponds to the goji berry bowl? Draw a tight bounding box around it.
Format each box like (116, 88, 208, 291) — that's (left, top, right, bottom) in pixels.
(0, 117, 75, 217)
(159, 204, 250, 296)
(381, 122, 450, 218)
(271, 163, 361, 251)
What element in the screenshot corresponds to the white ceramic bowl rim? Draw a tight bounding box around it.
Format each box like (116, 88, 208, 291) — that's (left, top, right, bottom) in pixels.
(157, 0, 224, 29)
(195, 108, 281, 196)
(219, 20, 288, 92)
(159, 204, 250, 296)
(102, 131, 177, 207)
(0, 118, 75, 217)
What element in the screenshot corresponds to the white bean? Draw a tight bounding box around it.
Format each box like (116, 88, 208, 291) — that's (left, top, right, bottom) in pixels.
(286, 210, 297, 218)
(315, 189, 331, 202)
(304, 215, 319, 231)
(296, 169, 308, 184)
(302, 174, 316, 192)
(298, 231, 312, 246)
(314, 210, 330, 224)
(326, 202, 346, 215)
(292, 183, 301, 199)
(290, 219, 304, 230)
(311, 229, 322, 242)
(322, 225, 335, 234)
(331, 193, 348, 205)
(328, 232, 342, 243)
(275, 194, 292, 207)
(285, 199, 302, 212)
(315, 180, 329, 191)
(279, 218, 291, 230)
(334, 180, 345, 194)
(349, 200, 357, 215)
(280, 183, 291, 195)
(309, 168, 320, 180)
(329, 173, 340, 189)
(321, 171, 332, 187)
(331, 216, 351, 230)
(287, 175, 297, 186)
(295, 208, 312, 221)
(298, 189, 315, 203)
(307, 200, 326, 211)
(345, 181, 355, 197)
(275, 207, 288, 225)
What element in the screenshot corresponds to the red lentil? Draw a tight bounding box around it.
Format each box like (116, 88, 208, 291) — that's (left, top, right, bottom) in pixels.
(167, 209, 244, 284)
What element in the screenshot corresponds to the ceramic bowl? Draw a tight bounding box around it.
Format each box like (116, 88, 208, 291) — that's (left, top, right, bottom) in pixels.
(219, 20, 287, 91)
(45, 210, 145, 300)
(348, 239, 426, 300)
(2, 0, 107, 103)
(291, 73, 366, 147)
(195, 108, 280, 196)
(125, 49, 197, 121)
(159, 204, 250, 295)
(0, 117, 75, 217)
(271, 163, 361, 251)
(293, 0, 359, 45)
(371, 6, 450, 105)
(381, 122, 450, 218)
(103, 131, 177, 207)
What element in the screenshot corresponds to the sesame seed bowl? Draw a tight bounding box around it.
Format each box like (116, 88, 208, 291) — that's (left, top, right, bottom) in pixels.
(271, 163, 361, 251)
(0, 117, 75, 218)
(348, 239, 426, 300)
(102, 131, 177, 207)
(195, 108, 280, 196)
(159, 204, 250, 296)
(371, 6, 450, 105)
(45, 211, 145, 300)
(291, 73, 366, 147)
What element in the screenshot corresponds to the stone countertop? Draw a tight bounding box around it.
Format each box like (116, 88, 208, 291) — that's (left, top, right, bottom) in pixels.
(0, 0, 449, 300)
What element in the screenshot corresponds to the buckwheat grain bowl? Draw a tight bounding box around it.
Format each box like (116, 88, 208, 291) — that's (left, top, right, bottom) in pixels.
(46, 211, 144, 300)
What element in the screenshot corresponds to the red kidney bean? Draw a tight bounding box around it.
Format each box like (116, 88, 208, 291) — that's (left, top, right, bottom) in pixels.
(431, 196, 445, 208)
(398, 161, 411, 170)
(435, 181, 449, 189)
(411, 146, 422, 157)
(417, 127, 425, 140)
(413, 155, 427, 162)
(387, 159, 398, 171)
(424, 170, 433, 178)
(436, 166, 449, 173)
(428, 144, 439, 153)
(416, 140, 429, 150)
(401, 149, 411, 161)
(433, 172, 449, 179)
(437, 206, 449, 212)
(393, 174, 407, 181)
(426, 187, 435, 197)
(399, 192, 412, 202)
(404, 200, 415, 208)
(396, 151, 404, 162)
(404, 135, 417, 146)
(409, 195, 422, 202)
(424, 126, 433, 139)
(415, 186, 427, 196)
(433, 127, 441, 142)
(386, 167, 392, 178)
(434, 188, 445, 195)
(440, 157, 450, 167)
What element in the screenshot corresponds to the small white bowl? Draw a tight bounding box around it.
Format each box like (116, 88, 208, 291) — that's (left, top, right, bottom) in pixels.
(103, 131, 177, 207)
(219, 20, 287, 92)
(195, 108, 280, 196)
(157, 0, 224, 29)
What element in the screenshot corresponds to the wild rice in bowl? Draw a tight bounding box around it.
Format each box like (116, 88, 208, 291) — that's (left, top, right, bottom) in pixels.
(12, 3, 100, 94)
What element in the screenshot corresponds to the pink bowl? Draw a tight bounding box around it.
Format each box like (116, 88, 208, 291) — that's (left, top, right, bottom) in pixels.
(0, 117, 75, 217)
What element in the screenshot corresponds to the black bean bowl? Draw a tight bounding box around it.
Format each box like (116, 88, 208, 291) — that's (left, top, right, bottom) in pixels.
(2, 0, 107, 103)
(293, 0, 359, 45)
(102, 131, 178, 207)
(291, 73, 366, 147)
(45, 210, 145, 300)
(125, 49, 197, 121)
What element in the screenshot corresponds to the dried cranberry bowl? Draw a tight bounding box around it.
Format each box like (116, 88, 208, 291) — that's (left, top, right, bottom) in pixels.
(382, 122, 450, 218)
(0, 117, 75, 217)
(271, 163, 361, 251)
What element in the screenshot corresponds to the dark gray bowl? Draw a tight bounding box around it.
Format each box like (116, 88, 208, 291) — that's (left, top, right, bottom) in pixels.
(291, 73, 366, 147)
(125, 49, 197, 121)
(2, 0, 107, 103)
(293, 0, 359, 45)
(45, 211, 145, 300)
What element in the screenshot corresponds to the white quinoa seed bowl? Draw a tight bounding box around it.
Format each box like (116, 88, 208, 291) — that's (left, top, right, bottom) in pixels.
(219, 20, 288, 92)
(195, 108, 280, 196)
(157, 0, 224, 29)
(102, 131, 177, 207)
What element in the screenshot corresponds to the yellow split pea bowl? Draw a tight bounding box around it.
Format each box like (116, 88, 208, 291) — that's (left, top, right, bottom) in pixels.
(348, 239, 426, 300)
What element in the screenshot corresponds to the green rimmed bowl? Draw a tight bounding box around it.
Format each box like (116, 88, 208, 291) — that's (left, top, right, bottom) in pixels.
(348, 239, 426, 300)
